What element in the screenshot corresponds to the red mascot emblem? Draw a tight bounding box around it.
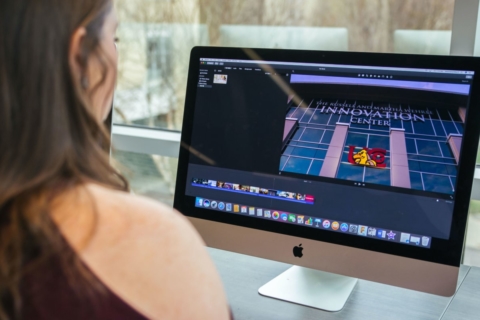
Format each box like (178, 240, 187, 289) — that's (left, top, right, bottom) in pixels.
(348, 146, 387, 168)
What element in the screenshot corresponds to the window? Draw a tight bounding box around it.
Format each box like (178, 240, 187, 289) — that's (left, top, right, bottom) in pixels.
(364, 167, 391, 186)
(112, 0, 480, 266)
(114, 0, 455, 130)
(416, 140, 442, 157)
(112, 150, 177, 206)
(282, 157, 312, 175)
(336, 163, 364, 182)
(300, 129, 324, 143)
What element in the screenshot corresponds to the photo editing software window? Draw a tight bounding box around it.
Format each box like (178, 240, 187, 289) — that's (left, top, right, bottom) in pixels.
(186, 57, 474, 249)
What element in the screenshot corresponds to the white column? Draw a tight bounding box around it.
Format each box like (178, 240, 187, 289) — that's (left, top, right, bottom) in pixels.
(319, 123, 349, 178)
(283, 118, 298, 146)
(390, 128, 411, 188)
(458, 107, 467, 123)
(448, 134, 463, 164)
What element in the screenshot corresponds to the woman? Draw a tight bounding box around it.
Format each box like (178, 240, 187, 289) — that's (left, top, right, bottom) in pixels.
(0, 0, 230, 319)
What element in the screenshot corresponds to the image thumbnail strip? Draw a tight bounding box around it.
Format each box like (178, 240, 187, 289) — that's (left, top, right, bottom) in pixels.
(191, 178, 315, 205)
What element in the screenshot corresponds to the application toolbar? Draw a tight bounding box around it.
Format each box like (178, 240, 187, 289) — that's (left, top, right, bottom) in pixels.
(194, 197, 432, 249)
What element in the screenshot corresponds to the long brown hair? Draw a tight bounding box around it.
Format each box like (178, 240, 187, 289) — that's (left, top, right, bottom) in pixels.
(0, 0, 128, 318)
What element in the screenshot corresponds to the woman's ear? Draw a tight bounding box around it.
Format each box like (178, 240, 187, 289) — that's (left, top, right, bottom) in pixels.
(68, 27, 88, 89)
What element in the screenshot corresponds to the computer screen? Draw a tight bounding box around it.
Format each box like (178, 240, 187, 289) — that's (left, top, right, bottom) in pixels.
(174, 47, 480, 300)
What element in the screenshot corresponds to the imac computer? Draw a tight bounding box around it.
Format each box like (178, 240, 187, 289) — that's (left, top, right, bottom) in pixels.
(174, 47, 480, 311)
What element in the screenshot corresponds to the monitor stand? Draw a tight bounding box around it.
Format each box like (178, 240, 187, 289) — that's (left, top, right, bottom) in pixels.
(258, 266, 358, 311)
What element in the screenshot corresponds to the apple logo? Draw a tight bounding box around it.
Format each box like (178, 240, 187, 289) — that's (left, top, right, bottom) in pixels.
(293, 244, 304, 258)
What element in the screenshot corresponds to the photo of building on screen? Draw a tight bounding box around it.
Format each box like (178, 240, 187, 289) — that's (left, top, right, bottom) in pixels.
(280, 75, 467, 195)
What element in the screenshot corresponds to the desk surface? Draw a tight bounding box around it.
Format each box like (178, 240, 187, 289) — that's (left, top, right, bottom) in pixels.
(208, 248, 479, 320)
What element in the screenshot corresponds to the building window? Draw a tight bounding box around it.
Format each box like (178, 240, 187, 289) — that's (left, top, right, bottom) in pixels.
(281, 99, 462, 196)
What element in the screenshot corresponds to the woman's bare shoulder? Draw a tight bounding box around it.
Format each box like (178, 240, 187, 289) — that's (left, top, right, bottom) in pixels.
(53, 183, 230, 320)
(52, 183, 186, 248)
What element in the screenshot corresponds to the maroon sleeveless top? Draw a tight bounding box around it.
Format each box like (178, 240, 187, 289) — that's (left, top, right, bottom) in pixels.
(21, 254, 148, 320)
(21, 251, 233, 319)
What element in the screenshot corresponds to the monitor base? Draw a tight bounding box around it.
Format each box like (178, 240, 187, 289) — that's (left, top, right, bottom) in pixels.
(258, 266, 358, 311)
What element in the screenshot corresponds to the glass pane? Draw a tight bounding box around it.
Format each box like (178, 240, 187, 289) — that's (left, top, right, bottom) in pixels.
(364, 168, 390, 186)
(307, 160, 323, 176)
(310, 111, 330, 125)
(477, 144, 480, 164)
(467, 135, 480, 265)
(418, 162, 448, 175)
(422, 174, 453, 194)
(292, 127, 305, 140)
(283, 157, 312, 175)
(300, 108, 315, 123)
(336, 163, 364, 182)
(409, 171, 423, 191)
(432, 120, 446, 137)
(300, 128, 324, 143)
(283, 146, 294, 156)
(413, 121, 435, 135)
(291, 147, 316, 158)
(280, 155, 288, 169)
(114, 0, 454, 130)
(466, 200, 480, 267)
(368, 135, 389, 150)
(111, 150, 177, 206)
(283, 157, 312, 174)
(321, 130, 334, 144)
(345, 133, 368, 147)
(416, 140, 442, 157)
(314, 149, 327, 159)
